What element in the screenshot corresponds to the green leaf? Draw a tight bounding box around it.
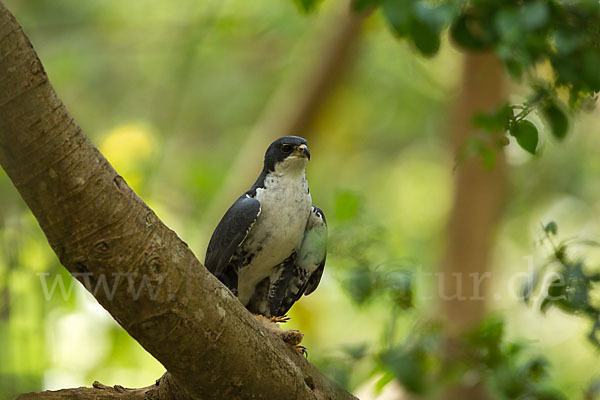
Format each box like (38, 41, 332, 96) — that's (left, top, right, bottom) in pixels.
(414, 2, 458, 29)
(523, 356, 549, 381)
(554, 31, 582, 55)
(510, 120, 538, 154)
(410, 18, 440, 56)
(520, 1, 549, 31)
(383, 0, 441, 56)
(505, 58, 524, 79)
(541, 101, 568, 140)
(463, 317, 505, 367)
(343, 266, 375, 305)
(495, 8, 522, 43)
(450, 12, 497, 51)
(386, 270, 413, 310)
(382, 0, 414, 37)
(380, 347, 427, 394)
(544, 221, 558, 236)
(540, 277, 565, 313)
(563, 262, 589, 311)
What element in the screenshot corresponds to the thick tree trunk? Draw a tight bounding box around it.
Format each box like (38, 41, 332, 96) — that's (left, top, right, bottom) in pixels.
(0, 3, 356, 399)
(439, 53, 507, 400)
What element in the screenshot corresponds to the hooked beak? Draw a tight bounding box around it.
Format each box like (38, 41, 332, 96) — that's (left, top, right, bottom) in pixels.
(296, 144, 310, 161)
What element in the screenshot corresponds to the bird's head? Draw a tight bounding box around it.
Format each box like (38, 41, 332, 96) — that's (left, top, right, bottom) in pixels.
(263, 136, 310, 174)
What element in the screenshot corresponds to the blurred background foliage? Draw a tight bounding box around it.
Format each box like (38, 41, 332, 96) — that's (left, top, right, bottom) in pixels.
(1, 0, 600, 399)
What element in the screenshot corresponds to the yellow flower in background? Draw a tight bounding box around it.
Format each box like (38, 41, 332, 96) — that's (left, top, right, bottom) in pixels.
(99, 123, 157, 191)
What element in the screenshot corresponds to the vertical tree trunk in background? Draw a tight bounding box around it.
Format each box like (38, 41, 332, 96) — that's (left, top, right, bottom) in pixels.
(440, 53, 506, 400)
(200, 0, 370, 234)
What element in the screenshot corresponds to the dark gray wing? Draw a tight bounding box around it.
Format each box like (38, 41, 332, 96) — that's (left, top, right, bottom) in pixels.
(270, 206, 327, 316)
(205, 195, 261, 280)
(304, 259, 325, 296)
(303, 206, 327, 295)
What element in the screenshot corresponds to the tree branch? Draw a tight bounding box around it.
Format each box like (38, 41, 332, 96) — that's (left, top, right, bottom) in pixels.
(0, 2, 356, 399)
(18, 381, 159, 399)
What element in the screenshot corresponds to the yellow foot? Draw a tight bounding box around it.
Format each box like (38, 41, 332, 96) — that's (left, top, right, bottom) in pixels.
(254, 314, 306, 355)
(294, 345, 308, 358)
(270, 315, 290, 324)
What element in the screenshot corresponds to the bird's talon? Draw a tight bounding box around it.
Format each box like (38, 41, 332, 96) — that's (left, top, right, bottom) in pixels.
(270, 315, 290, 324)
(294, 345, 308, 358)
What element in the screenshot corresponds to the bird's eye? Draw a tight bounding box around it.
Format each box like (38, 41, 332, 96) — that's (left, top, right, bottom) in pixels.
(281, 144, 293, 153)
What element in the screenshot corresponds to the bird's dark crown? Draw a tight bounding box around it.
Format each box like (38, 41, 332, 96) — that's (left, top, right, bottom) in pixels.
(263, 136, 308, 172)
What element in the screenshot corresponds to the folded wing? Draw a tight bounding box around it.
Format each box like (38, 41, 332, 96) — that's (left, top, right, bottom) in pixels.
(269, 206, 327, 316)
(205, 195, 261, 289)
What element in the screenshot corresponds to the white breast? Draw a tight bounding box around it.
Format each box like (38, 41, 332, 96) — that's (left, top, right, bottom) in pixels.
(237, 167, 312, 305)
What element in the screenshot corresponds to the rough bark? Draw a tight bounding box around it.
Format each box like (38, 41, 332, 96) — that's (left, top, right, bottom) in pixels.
(18, 381, 159, 399)
(439, 53, 507, 400)
(0, 2, 356, 399)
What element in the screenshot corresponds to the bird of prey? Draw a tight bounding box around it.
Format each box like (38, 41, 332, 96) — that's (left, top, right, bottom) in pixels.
(205, 136, 327, 319)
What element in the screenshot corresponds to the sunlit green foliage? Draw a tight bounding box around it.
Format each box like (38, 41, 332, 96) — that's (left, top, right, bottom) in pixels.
(525, 222, 600, 348)
(337, 257, 569, 398)
(345, 0, 600, 155)
(377, 317, 567, 399)
(324, 198, 594, 397)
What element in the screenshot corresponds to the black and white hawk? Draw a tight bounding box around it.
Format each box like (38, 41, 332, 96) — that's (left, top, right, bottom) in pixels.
(205, 136, 327, 320)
